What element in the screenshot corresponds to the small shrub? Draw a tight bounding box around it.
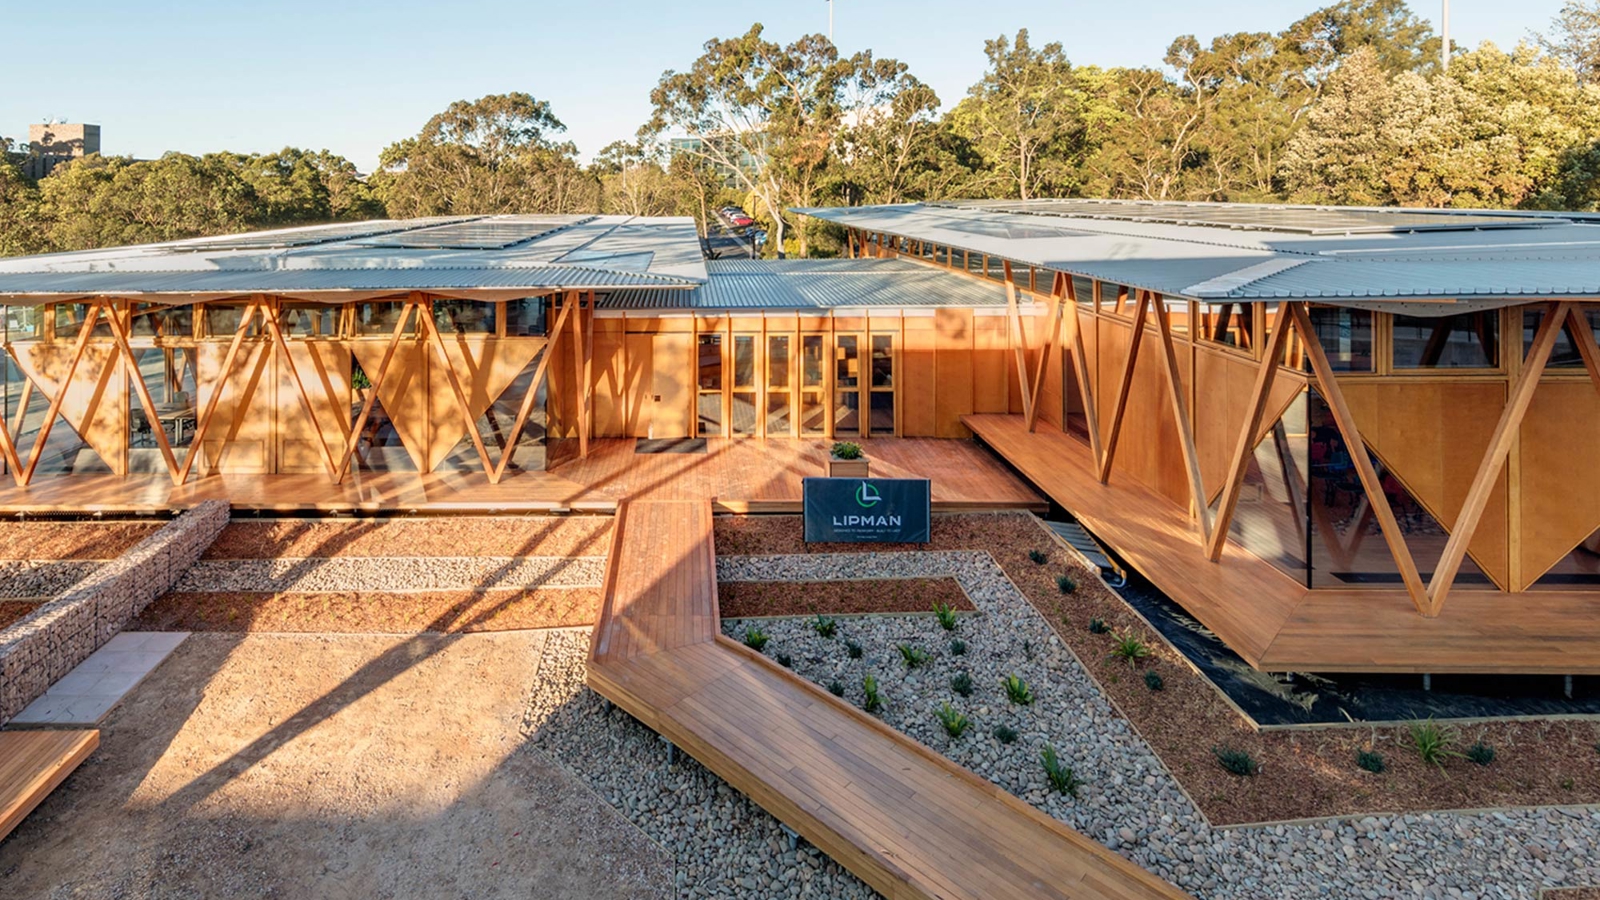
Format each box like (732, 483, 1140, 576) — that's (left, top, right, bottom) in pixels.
(1088, 618, 1110, 635)
(776, 653, 792, 668)
(951, 671, 974, 697)
(1002, 674, 1034, 706)
(949, 638, 967, 656)
(1356, 749, 1385, 773)
(1110, 632, 1151, 666)
(1023, 640, 1035, 661)
(1143, 670, 1164, 692)
(1028, 549, 1048, 565)
(743, 628, 769, 652)
(898, 644, 930, 669)
(827, 680, 845, 697)
(993, 724, 1019, 744)
(933, 601, 958, 632)
(845, 639, 863, 659)
(1213, 746, 1259, 777)
(1408, 718, 1460, 769)
(831, 441, 863, 460)
(1056, 573, 1077, 594)
(862, 675, 883, 714)
(1041, 745, 1083, 796)
(1466, 742, 1495, 766)
(810, 615, 838, 638)
(936, 703, 970, 739)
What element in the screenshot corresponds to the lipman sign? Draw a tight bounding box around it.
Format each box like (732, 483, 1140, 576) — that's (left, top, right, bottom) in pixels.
(802, 477, 932, 543)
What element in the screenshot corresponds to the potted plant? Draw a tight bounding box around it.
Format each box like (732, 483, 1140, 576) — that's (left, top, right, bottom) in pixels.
(828, 441, 869, 478)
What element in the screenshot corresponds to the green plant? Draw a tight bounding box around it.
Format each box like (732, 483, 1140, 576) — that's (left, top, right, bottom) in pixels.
(743, 628, 769, 652)
(1028, 549, 1048, 565)
(1023, 640, 1034, 661)
(933, 601, 958, 632)
(1041, 745, 1083, 796)
(1002, 674, 1034, 706)
(845, 639, 863, 659)
(351, 362, 372, 390)
(1213, 746, 1259, 777)
(1356, 749, 1385, 773)
(1109, 632, 1151, 666)
(951, 671, 974, 697)
(1143, 670, 1164, 692)
(831, 441, 863, 460)
(936, 703, 970, 739)
(993, 724, 1018, 744)
(1056, 573, 1076, 594)
(949, 638, 967, 656)
(1088, 618, 1109, 634)
(1466, 742, 1496, 766)
(898, 644, 930, 669)
(810, 615, 838, 638)
(827, 680, 845, 697)
(776, 653, 792, 668)
(1408, 718, 1461, 769)
(862, 674, 883, 714)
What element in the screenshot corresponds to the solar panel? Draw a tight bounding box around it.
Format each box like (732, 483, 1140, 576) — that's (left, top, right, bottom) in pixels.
(359, 216, 597, 250)
(173, 218, 469, 252)
(938, 200, 1565, 236)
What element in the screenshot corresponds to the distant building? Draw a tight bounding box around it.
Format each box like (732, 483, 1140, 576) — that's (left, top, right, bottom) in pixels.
(23, 122, 100, 179)
(668, 133, 762, 189)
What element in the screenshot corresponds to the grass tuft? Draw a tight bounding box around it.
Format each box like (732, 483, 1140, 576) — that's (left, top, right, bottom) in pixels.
(936, 702, 970, 739)
(810, 615, 838, 638)
(1143, 670, 1164, 692)
(1356, 749, 1385, 773)
(862, 674, 883, 714)
(933, 601, 958, 632)
(1041, 744, 1083, 796)
(1002, 673, 1034, 705)
(897, 644, 931, 669)
(993, 724, 1018, 744)
(1213, 746, 1259, 777)
(950, 671, 974, 697)
(742, 628, 769, 652)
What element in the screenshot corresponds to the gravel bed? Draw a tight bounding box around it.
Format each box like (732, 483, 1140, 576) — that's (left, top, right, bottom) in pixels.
(718, 551, 1600, 900)
(173, 556, 606, 593)
(0, 560, 101, 598)
(525, 630, 877, 900)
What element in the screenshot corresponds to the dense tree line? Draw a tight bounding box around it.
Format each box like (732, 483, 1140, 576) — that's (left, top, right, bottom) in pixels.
(5, 0, 1600, 258)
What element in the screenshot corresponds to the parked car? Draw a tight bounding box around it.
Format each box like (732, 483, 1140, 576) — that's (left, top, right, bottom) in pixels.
(730, 215, 754, 227)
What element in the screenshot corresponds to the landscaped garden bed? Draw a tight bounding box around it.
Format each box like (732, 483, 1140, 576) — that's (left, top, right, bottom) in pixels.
(0, 600, 39, 630)
(718, 577, 972, 618)
(0, 521, 162, 560)
(714, 513, 1600, 826)
(206, 515, 614, 559)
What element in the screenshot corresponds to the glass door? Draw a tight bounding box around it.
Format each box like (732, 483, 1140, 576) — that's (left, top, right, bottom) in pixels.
(696, 333, 723, 436)
(730, 334, 758, 435)
(766, 334, 793, 436)
(800, 334, 827, 436)
(869, 332, 895, 435)
(834, 333, 862, 436)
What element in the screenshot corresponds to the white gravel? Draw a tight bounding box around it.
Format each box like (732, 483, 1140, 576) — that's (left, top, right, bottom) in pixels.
(174, 556, 606, 593)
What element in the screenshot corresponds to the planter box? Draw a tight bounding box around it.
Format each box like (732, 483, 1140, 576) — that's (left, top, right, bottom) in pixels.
(827, 457, 869, 478)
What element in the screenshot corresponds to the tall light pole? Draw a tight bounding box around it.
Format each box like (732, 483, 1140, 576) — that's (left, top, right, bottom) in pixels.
(1441, 0, 1450, 71)
(827, 0, 834, 44)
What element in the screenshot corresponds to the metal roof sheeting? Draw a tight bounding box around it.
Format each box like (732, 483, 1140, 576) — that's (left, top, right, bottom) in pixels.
(598, 258, 1010, 310)
(0, 214, 708, 304)
(795, 202, 1600, 310)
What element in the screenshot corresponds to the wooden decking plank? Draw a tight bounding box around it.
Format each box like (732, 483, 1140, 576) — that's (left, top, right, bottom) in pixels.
(0, 729, 99, 843)
(588, 497, 1188, 900)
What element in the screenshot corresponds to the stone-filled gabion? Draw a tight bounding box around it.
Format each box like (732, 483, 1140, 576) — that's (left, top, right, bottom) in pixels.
(0, 500, 229, 725)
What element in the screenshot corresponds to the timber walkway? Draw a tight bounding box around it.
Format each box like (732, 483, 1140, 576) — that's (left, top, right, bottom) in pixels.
(586, 498, 1189, 900)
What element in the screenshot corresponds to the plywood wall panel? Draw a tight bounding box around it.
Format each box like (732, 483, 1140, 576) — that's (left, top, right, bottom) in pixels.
(972, 314, 1010, 414)
(274, 342, 352, 475)
(192, 341, 274, 475)
(1517, 382, 1600, 587)
(933, 308, 974, 438)
(901, 318, 937, 437)
(12, 343, 127, 475)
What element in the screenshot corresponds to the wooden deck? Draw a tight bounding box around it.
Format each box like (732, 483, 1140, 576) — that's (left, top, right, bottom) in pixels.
(0, 438, 1044, 515)
(587, 498, 1189, 900)
(965, 413, 1600, 675)
(0, 729, 98, 843)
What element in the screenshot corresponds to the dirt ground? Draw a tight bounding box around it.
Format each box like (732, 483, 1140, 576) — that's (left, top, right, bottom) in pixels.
(0, 631, 670, 900)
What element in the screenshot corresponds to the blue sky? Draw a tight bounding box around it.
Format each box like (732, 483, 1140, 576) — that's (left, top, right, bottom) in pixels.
(1, 0, 1568, 172)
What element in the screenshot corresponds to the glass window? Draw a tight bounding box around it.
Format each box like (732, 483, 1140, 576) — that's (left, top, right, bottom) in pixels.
(433, 300, 496, 335)
(733, 335, 756, 389)
(870, 392, 894, 435)
(766, 392, 792, 434)
(767, 335, 791, 390)
(505, 298, 546, 336)
(1393, 311, 1498, 369)
(1071, 276, 1095, 306)
(835, 335, 859, 388)
(129, 305, 194, 339)
(202, 303, 258, 339)
(870, 334, 894, 388)
(281, 306, 338, 338)
(1202, 302, 1254, 350)
(1523, 307, 1600, 369)
(697, 334, 722, 390)
(984, 256, 1008, 283)
(53, 303, 111, 340)
(965, 251, 984, 275)
(1307, 307, 1374, 372)
(356, 302, 417, 336)
(4, 305, 42, 341)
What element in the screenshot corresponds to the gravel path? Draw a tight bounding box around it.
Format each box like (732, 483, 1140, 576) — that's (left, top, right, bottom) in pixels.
(714, 551, 1600, 900)
(0, 560, 102, 599)
(173, 556, 606, 593)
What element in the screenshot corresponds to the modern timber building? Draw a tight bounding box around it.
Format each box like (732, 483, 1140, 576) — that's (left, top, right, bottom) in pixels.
(3, 201, 1600, 675)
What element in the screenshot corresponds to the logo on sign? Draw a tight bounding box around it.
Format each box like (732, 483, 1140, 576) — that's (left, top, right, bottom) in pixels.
(856, 482, 881, 508)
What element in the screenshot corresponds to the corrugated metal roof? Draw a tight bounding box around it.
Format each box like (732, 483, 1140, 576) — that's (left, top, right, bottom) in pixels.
(598, 258, 1010, 310)
(795, 202, 1600, 309)
(0, 214, 708, 303)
